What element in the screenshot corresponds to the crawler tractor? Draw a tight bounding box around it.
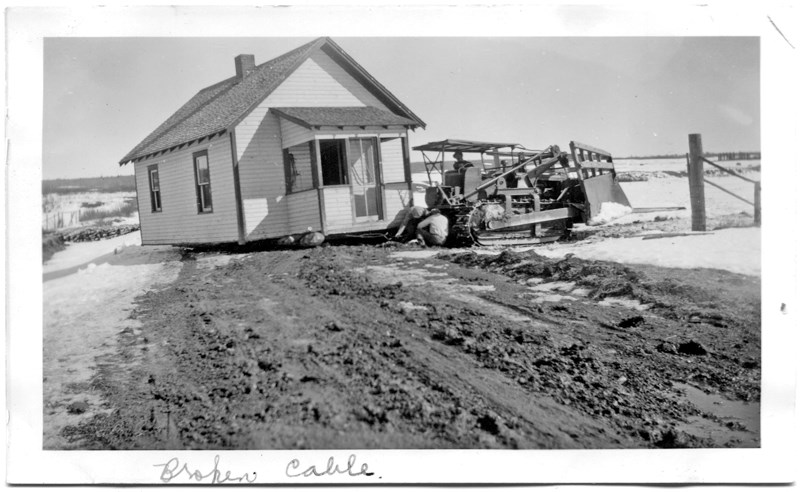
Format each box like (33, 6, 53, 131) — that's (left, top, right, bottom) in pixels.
(413, 139, 632, 246)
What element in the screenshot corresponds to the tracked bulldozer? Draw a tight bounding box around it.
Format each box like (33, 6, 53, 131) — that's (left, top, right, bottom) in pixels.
(413, 139, 632, 247)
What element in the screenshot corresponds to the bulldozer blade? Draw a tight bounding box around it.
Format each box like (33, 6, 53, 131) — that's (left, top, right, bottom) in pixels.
(581, 174, 631, 220)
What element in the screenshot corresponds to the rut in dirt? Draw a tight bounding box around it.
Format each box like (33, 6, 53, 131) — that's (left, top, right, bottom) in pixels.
(62, 244, 760, 450)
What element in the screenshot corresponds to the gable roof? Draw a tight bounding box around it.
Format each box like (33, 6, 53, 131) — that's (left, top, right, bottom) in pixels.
(120, 37, 425, 165)
(270, 106, 417, 129)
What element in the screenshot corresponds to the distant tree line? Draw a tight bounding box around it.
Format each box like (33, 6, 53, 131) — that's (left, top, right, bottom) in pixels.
(42, 175, 136, 195)
(620, 151, 760, 160)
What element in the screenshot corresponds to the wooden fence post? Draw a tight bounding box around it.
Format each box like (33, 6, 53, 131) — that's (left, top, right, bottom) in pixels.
(754, 181, 761, 226)
(688, 133, 706, 231)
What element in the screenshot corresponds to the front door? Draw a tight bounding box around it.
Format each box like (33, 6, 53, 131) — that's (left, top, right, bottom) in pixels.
(348, 137, 381, 220)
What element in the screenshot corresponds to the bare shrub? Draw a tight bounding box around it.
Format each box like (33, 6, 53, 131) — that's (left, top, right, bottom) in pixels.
(79, 199, 138, 222)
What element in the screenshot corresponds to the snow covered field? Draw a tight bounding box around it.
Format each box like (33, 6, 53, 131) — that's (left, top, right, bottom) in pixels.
(618, 174, 759, 223)
(614, 157, 760, 174)
(537, 227, 761, 277)
(43, 191, 135, 213)
(395, 223, 761, 277)
(43, 229, 144, 279)
(43, 191, 138, 230)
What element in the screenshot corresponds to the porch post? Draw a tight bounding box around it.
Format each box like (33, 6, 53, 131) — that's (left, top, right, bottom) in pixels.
(229, 129, 247, 244)
(374, 136, 385, 219)
(311, 139, 327, 235)
(401, 133, 413, 206)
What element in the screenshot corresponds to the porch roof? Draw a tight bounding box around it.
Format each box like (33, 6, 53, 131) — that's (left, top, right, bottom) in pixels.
(270, 106, 419, 129)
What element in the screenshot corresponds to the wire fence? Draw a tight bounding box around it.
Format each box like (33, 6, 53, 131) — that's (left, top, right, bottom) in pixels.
(687, 134, 761, 231)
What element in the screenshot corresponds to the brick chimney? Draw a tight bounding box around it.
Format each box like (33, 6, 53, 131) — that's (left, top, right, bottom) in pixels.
(235, 54, 256, 79)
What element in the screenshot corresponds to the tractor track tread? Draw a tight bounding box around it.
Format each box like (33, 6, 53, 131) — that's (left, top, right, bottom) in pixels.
(445, 204, 565, 248)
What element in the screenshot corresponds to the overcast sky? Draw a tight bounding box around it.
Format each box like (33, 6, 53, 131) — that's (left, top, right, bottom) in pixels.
(43, 36, 759, 179)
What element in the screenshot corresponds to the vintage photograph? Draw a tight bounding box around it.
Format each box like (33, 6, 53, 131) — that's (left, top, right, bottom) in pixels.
(40, 34, 763, 452)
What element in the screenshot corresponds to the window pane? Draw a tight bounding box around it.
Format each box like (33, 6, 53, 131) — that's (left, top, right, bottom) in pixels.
(349, 139, 365, 185)
(349, 138, 375, 186)
(361, 139, 375, 182)
(150, 170, 159, 190)
(320, 140, 347, 186)
(196, 155, 210, 184)
(201, 184, 213, 210)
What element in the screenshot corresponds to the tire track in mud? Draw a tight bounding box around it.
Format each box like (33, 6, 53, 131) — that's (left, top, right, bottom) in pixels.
(422, 248, 760, 447)
(294, 250, 633, 448)
(61, 244, 760, 449)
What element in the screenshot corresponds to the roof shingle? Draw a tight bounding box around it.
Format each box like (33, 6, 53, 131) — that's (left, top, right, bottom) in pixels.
(120, 38, 424, 164)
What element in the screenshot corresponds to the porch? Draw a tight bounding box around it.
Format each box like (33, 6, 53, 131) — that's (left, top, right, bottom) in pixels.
(271, 106, 417, 235)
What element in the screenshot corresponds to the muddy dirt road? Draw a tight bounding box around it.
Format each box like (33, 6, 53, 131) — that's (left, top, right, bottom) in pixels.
(61, 241, 760, 449)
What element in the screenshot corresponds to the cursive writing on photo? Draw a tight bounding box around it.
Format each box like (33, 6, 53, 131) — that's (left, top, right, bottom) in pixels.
(286, 454, 374, 478)
(154, 455, 257, 484)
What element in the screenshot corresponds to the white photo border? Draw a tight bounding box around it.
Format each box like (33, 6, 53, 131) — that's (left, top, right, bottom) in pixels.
(5, 3, 798, 485)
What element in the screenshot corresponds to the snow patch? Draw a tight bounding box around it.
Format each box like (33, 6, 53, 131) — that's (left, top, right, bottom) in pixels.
(598, 297, 651, 311)
(464, 284, 496, 292)
(538, 227, 760, 277)
(398, 301, 428, 313)
(530, 293, 578, 303)
(389, 250, 440, 259)
(196, 254, 248, 270)
(528, 281, 577, 292)
(588, 202, 633, 226)
(43, 241, 182, 448)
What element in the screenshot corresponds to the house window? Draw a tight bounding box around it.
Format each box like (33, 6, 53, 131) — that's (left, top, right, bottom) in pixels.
(193, 150, 213, 213)
(319, 139, 348, 186)
(148, 165, 162, 212)
(283, 143, 315, 194)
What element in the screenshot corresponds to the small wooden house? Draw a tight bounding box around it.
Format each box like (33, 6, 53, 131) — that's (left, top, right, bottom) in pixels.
(120, 37, 425, 245)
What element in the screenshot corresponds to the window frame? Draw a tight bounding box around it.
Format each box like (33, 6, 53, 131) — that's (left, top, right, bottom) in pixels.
(282, 142, 317, 195)
(283, 148, 297, 194)
(193, 150, 213, 214)
(147, 164, 162, 213)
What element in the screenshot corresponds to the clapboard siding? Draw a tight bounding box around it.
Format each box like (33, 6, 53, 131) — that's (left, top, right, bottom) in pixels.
(235, 113, 289, 239)
(287, 190, 322, 234)
(322, 187, 353, 229)
(234, 50, 406, 241)
(135, 134, 238, 245)
(267, 52, 391, 110)
(280, 119, 313, 149)
(380, 137, 405, 183)
(383, 183, 412, 219)
(308, 51, 389, 110)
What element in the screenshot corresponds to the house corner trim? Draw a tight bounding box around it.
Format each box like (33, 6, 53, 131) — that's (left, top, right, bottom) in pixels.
(229, 129, 247, 245)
